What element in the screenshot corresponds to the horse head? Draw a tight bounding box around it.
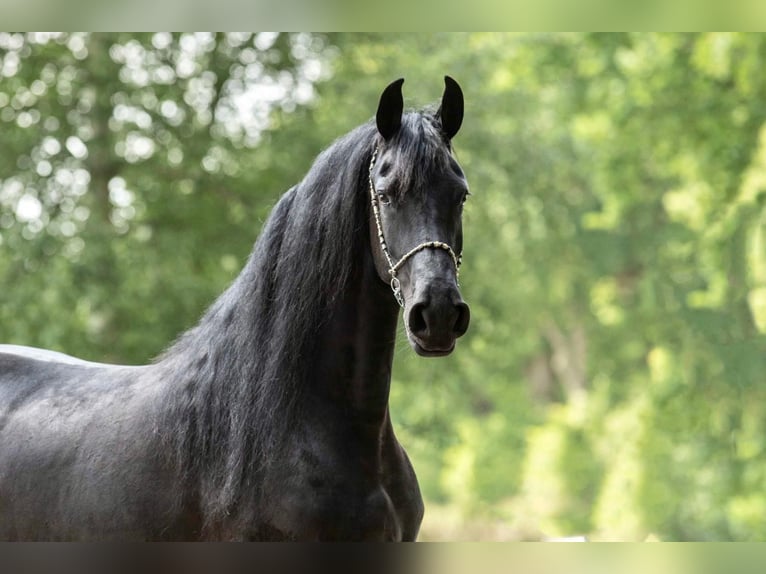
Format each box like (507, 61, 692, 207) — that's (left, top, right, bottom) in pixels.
(369, 76, 470, 357)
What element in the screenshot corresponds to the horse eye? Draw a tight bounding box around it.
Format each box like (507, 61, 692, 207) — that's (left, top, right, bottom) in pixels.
(461, 191, 470, 205)
(377, 191, 391, 206)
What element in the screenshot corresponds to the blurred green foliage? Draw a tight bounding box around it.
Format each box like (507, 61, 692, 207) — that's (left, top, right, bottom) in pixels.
(1, 33, 765, 540)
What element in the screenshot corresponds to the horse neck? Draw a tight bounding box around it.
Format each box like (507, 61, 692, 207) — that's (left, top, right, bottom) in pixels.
(313, 248, 401, 425)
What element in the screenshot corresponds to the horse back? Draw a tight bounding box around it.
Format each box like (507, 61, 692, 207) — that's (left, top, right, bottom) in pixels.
(0, 345, 110, 367)
(0, 349, 190, 540)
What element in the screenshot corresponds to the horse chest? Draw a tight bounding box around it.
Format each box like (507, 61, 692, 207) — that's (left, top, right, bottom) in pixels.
(253, 422, 422, 541)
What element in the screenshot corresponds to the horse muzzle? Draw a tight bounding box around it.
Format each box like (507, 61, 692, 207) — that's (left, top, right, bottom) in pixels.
(405, 286, 470, 357)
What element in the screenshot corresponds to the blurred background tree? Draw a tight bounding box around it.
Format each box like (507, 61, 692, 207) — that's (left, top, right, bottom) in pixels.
(1, 33, 765, 540)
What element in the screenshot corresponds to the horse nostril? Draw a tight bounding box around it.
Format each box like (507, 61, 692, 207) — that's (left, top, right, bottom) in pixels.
(453, 302, 470, 337)
(408, 302, 428, 337)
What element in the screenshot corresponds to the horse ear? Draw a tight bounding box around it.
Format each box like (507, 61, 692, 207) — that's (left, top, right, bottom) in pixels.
(376, 78, 404, 140)
(439, 75, 464, 140)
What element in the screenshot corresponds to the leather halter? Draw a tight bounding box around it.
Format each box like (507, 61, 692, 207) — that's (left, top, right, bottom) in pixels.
(368, 146, 462, 307)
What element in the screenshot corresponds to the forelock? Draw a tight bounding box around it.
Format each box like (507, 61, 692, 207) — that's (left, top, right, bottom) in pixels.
(383, 110, 452, 198)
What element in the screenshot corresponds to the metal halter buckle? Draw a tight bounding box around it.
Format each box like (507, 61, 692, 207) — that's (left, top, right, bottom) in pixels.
(390, 276, 404, 307)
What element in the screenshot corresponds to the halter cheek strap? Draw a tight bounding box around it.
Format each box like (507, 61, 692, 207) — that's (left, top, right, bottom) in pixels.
(368, 146, 463, 308)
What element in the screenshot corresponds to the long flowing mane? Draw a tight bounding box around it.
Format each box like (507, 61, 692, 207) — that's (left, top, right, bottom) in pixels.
(157, 120, 379, 521)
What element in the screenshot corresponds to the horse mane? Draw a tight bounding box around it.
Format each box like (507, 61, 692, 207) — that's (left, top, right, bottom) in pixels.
(157, 109, 451, 525)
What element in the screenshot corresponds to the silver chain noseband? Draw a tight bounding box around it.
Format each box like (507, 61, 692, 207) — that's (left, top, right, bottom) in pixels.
(368, 146, 462, 307)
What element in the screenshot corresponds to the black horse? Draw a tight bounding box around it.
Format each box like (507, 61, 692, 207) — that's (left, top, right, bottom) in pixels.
(0, 77, 470, 541)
